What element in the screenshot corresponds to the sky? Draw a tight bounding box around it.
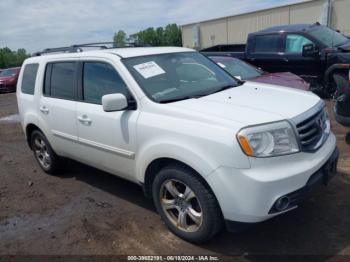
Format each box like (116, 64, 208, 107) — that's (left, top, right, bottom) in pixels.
(0, 0, 306, 53)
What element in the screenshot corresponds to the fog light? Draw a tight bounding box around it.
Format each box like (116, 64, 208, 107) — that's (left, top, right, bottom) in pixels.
(274, 196, 290, 211)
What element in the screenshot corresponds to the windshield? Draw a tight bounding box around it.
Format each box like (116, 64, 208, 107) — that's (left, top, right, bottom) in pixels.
(211, 57, 262, 80)
(123, 52, 239, 103)
(308, 26, 348, 47)
(0, 69, 18, 77)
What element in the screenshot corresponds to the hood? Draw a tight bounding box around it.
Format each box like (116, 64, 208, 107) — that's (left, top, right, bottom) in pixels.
(171, 82, 320, 126)
(249, 72, 310, 91)
(338, 41, 350, 52)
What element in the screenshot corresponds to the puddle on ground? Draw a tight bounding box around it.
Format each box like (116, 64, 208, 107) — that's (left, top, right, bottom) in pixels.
(0, 195, 88, 241)
(0, 114, 20, 123)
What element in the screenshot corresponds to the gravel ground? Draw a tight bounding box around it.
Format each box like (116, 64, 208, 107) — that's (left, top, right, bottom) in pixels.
(0, 92, 349, 258)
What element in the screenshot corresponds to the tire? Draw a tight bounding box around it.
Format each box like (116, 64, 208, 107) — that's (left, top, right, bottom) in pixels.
(346, 132, 350, 145)
(152, 163, 223, 243)
(333, 73, 349, 98)
(30, 130, 63, 175)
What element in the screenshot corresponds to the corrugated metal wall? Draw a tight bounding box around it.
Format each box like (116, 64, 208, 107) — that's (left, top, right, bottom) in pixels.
(182, 0, 350, 49)
(332, 0, 350, 36)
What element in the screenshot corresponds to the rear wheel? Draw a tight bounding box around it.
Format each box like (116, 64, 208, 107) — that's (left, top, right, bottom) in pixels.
(31, 130, 63, 175)
(152, 163, 223, 243)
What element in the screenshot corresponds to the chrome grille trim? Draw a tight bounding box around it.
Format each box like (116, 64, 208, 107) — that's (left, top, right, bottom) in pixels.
(291, 100, 330, 152)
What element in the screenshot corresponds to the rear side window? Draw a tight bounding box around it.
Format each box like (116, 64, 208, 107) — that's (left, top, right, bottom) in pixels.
(21, 64, 39, 95)
(254, 35, 281, 52)
(83, 62, 131, 104)
(45, 62, 77, 100)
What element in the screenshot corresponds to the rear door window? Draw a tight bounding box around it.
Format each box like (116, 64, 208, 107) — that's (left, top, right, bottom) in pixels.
(21, 64, 39, 95)
(254, 34, 281, 53)
(47, 62, 77, 100)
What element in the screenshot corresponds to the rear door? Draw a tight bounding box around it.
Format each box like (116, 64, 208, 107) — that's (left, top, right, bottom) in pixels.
(246, 33, 284, 73)
(39, 60, 80, 158)
(75, 59, 139, 179)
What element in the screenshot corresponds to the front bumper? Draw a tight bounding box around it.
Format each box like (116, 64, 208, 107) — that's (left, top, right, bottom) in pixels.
(206, 133, 337, 224)
(268, 147, 338, 214)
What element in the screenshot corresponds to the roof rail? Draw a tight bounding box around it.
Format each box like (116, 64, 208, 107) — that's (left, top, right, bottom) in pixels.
(33, 41, 151, 56)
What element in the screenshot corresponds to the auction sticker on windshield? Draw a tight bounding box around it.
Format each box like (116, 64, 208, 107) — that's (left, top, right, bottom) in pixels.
(133, 61, 166, 79)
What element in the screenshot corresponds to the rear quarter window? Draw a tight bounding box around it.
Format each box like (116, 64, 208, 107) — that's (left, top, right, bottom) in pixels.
(21, 64, 39, 95)
(254, 34, 281, 53)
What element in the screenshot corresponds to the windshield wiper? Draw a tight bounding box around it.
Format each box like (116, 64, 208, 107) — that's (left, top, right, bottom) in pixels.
(158, 82, 244, 103)
(200, 83, 242, 97)
(158, 93, 208, 103)
(213, 85, 235, 94)
(158, 96, 193, 103)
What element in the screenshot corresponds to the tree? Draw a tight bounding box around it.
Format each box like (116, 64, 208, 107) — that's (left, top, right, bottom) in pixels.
(164, 24, 182, 46)
(112, 23, 182, 47)
(137, 27, 158, 46)
(113, 30, 127, 47)
(0, 47, 29, 68)
(155, 27, 165, 46)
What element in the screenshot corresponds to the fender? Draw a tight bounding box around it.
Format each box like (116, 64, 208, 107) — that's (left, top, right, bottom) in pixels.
(324, 63, 350, 90)
(23, 111, 52, 146)
(135, 141, 221, 183)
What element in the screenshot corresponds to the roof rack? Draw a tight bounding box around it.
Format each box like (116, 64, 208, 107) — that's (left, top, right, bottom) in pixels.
(33, 41, 151, 56)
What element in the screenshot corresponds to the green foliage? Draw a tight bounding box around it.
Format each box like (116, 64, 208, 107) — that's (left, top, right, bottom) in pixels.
(113, 30, 127, 47)
(0, 47, 29, 69)
(163, 24, 182, 46)
(113, 23, 182, 47)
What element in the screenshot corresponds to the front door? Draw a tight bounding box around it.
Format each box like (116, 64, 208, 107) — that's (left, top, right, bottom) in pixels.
(280, 34, 324, 83)
(76, 60, 139, 179)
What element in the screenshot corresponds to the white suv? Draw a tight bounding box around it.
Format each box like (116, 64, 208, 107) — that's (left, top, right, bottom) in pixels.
(17, 46, 338, 243)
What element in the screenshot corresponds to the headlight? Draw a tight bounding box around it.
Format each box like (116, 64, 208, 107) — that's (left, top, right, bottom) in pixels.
(237, 121, 300, 157)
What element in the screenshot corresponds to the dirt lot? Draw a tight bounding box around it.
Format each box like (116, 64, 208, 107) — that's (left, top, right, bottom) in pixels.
(0, 92, 350, 258)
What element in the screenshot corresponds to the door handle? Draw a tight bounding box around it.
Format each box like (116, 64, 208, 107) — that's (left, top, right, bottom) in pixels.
(282, 58, 289, 62)
(39, 106, 49, 114)
(78, 115, 92, 125)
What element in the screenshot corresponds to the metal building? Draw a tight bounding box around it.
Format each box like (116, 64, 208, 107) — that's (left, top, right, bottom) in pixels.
(181, 0, 350, 49)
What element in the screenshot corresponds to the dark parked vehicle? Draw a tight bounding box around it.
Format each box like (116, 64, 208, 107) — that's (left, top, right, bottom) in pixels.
(334, 69, 350, 127)
(0, 67, 21, 93)
(201, 23, 350, 97)
(334, 69, 350, 144)
(209, 56, 309, 91)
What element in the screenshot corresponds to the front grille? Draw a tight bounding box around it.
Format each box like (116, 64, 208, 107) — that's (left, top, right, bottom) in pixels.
(295, 106, 328, 152)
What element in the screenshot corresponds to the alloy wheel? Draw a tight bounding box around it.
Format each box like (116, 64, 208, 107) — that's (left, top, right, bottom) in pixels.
(159, 179, 203, 232)
(33, 137, 51, 169)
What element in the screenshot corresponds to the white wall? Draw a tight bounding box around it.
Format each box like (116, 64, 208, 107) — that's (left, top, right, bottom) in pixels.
(331, 0, 350, 36)
(181, 0, 349, 49)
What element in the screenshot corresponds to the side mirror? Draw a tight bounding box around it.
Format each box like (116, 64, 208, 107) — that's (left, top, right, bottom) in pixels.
(302, 44, 318, 57)
(102, 93, 128, 112)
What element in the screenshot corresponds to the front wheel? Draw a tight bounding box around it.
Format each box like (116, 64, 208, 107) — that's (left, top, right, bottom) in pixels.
(152, 163, 223, 243)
